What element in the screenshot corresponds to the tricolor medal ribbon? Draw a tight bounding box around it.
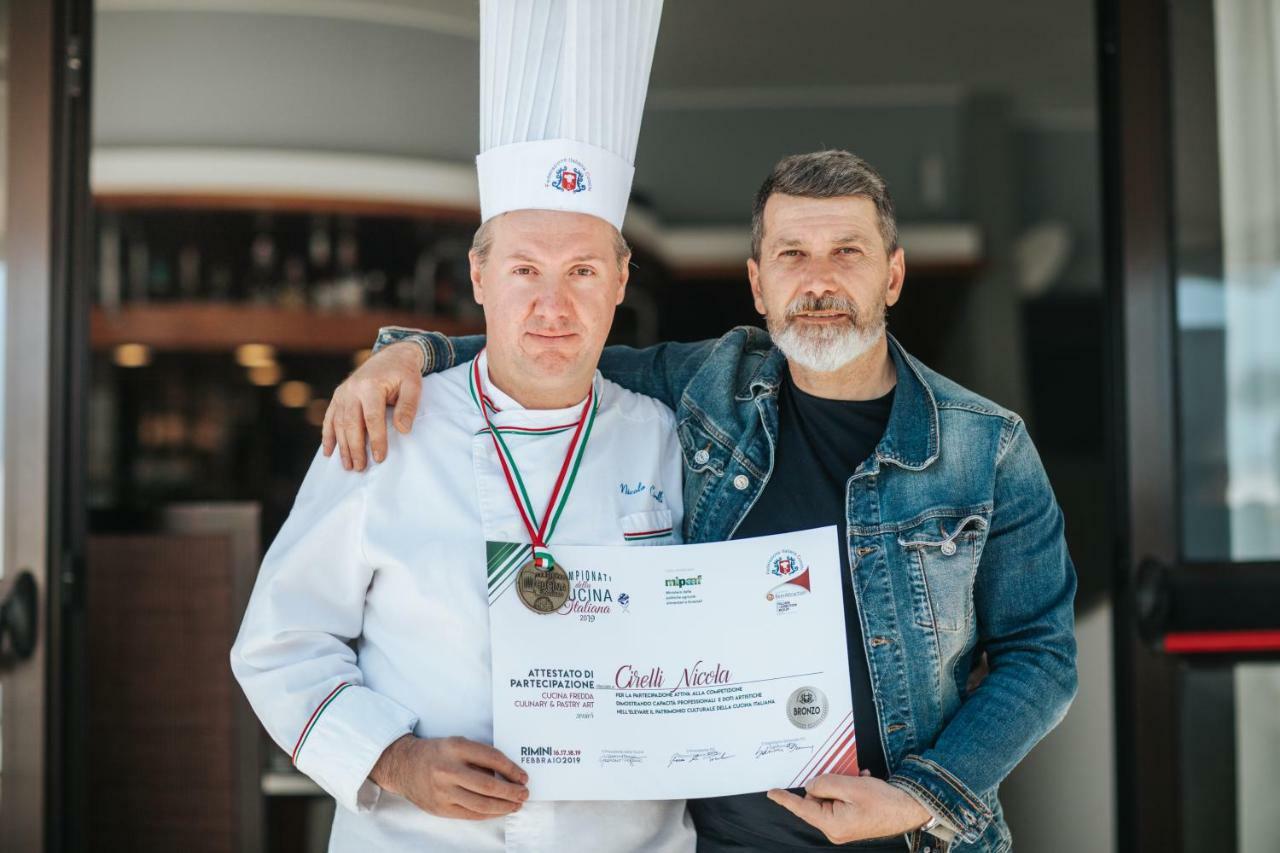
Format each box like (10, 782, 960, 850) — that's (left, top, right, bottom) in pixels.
(471, 354, 598, 612)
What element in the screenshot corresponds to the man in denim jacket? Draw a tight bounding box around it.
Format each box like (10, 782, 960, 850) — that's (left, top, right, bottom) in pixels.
(322, 150, 1078, 853)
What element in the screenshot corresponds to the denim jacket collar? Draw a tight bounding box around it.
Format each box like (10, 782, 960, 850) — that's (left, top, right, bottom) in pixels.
(877, 334, 941, 471)
(742, 332, 940, 472)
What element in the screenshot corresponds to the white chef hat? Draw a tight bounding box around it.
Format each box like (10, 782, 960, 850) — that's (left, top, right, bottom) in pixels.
(476, 0, 663, 232)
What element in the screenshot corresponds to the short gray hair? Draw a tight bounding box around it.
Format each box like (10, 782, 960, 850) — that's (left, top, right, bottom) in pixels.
(750, 150, 899, 260)
(470, 213, 631, 269)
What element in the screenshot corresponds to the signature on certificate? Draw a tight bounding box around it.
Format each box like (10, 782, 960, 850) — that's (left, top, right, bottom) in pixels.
(668, 748, 735, 768)
(599, 750, 646, 767)
(596, 747, 645, 768)
(754, 739, 816, 759)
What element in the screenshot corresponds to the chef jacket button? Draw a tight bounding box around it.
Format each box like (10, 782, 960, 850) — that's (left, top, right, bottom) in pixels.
(733, 474, 749, 490)
(693, 449, 710, 465)
(940, 540, 957, 556)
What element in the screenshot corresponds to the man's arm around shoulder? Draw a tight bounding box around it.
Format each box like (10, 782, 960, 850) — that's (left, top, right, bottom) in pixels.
(325, 326, 760, 468)
(371, 325, 741, 408)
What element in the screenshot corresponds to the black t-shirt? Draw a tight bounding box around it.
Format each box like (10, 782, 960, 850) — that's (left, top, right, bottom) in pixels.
(688, 373, 905, 853)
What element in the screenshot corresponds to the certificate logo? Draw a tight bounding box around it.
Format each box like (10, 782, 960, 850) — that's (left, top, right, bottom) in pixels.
(664, 570, 705, 606)
(769, 551, 803, 578)
(766, 549, 811, 613)
(786, 686, 829, 729)
(559, 569, 625, 617)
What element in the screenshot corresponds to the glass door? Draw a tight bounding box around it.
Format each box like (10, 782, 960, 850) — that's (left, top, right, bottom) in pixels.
(1106, 0, 1280, 850)
(1167, 2, 1280, 850)
(0, 0, 91, 849)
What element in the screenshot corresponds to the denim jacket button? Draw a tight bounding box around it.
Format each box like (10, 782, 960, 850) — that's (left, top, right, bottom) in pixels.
(694, 449, 710, 465)
(733, 474, 750, 490)
(940, 540, 957, 556)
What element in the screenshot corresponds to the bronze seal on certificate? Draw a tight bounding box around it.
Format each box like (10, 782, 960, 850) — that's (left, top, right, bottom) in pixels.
(516, 560, 570, 614)
(786, 686, 829, 729)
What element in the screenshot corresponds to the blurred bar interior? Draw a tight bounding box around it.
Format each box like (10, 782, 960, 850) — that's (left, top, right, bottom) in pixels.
(81, 4, 1109, 849)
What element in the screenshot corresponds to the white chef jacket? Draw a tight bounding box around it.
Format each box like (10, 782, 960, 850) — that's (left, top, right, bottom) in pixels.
(231, 352, 694, 852)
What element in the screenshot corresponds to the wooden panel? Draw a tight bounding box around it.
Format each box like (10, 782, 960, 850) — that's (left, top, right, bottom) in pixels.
(87, 533, 239, 853)
(90, 304, 482, 354)
(162, 504, 264, 853)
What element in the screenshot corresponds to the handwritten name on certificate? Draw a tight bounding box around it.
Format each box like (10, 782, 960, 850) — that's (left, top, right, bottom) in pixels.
(487, 526, 856, 801)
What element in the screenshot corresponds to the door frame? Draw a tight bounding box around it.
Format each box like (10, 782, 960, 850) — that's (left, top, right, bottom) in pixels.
(2, 0, 91, 849)
(1102, 0, 1280, 849)
(1098, 0, 1183, 850)
(3, 0, 59, 846)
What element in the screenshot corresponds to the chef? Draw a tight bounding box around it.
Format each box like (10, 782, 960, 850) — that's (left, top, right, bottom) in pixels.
(230, 1, 693, 850)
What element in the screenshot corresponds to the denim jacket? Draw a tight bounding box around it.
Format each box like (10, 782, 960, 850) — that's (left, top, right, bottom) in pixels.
(374, 325, 1079, 853)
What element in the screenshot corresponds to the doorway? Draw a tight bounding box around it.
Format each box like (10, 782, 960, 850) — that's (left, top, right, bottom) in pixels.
(7, 1, 1279, 851)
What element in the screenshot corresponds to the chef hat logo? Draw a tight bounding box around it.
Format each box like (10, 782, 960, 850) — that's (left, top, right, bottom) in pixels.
(547, 159, 591, 194)
(476, 0, 663, 231)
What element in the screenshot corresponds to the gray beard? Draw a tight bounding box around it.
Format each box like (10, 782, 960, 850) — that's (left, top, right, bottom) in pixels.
(767, 303, 886, 373)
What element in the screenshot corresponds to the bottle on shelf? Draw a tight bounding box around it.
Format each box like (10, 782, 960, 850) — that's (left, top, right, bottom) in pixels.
(364, 270, 388, 309)
(304, 214, 330, 310)
(177, 244, 202, 301)
(279, 256, 308, 311)
(247, 215, 278, 305)
(126, 230, 149, 304)
(208, 264, 233, 302)
(329, 221, 364, 313)
(98, 214, 122, 311)
(308, 215, 332, 271)
(433, 238, 473, 317)
(412, 248, 438, 315)
(395, 275, 414, 310)
(148, 255, 174, 301)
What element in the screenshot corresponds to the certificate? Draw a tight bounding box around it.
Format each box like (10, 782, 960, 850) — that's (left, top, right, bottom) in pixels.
(487, 526, 856, 800)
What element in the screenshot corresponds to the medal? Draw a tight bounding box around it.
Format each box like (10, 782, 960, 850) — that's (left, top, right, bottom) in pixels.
(515, 560, 571, 613)
(471, 354, 598, 614)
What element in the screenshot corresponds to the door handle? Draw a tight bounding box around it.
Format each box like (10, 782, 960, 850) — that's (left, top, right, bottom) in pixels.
(0, 571, 38, 663)
(1134, 557, 1170, 647)
(1135, 557, 1280, 657)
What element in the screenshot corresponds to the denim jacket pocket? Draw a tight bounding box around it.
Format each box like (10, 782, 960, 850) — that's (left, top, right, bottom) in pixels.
(677, 417, 729, 477)
(676, 416, 731, 522)
(898, 512, 989, 632)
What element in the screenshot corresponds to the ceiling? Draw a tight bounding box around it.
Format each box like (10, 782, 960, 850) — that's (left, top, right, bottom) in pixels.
(97, 0, 1098, 122)
(652, 1, 1097, 122)
(91, 0, 1101, 227)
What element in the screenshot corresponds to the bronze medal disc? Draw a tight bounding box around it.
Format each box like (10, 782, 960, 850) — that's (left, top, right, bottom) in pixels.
(515, 560, 570, 614)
